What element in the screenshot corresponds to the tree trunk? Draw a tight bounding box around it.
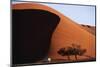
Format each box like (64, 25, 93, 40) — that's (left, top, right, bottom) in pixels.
(67, 56, 70, 61)
(75, 55, 77, 60)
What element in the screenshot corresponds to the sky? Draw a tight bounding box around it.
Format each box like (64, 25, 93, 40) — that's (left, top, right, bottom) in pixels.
(40, 3, 96, 26)
(12, 1, 96, 26)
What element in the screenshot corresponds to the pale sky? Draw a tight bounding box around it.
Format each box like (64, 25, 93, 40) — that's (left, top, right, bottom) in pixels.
(12, 1, 96, 26)
(40, 3, 96, 26)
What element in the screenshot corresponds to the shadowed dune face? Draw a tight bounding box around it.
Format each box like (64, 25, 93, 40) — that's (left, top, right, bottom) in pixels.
(12, 3, 96, 64)
(12, 9, 60, 64)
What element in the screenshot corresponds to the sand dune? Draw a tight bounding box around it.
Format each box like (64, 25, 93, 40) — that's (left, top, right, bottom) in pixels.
(81, 24, 95, 35)
(12, 3, 95, 62)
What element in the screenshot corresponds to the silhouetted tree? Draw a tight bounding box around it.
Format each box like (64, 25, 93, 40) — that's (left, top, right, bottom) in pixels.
(57, 43, 87, 61)
(58, 47, 71, 60)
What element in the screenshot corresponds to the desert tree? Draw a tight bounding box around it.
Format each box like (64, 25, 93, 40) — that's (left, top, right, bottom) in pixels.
(57, 43, 87, 61)
(57, 47, 71, 60)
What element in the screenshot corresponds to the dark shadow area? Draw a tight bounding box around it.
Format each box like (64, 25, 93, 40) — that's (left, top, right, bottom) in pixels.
(12, 9, 60, 65)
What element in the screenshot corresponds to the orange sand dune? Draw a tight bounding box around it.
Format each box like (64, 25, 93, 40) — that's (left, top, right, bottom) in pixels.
(12, 3, 95, 61)
(81, 24, 96, 35)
